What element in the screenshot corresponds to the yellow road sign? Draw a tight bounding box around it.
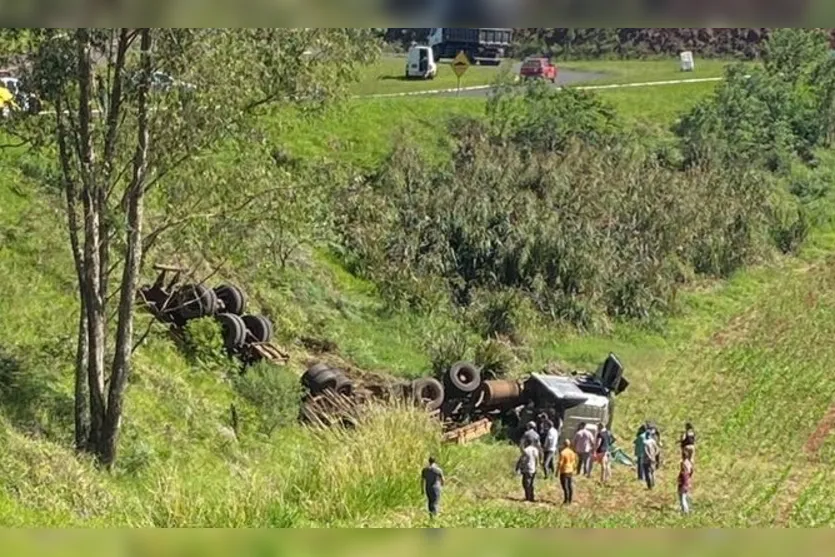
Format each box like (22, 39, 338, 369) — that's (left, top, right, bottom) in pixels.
(452, 51, 470, 78)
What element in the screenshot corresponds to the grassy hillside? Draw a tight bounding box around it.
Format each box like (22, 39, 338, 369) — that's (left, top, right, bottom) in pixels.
(2, 55, 835, 526)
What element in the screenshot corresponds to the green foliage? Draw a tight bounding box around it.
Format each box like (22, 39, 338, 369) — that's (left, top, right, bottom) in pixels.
(767, 186, 810, 254)
(180, 318, 230, 373)
(468, 288, 538, 344)
(675, 65, 800, 172)
(339, 100, 784, 329)
(676, 30, 835, 172)
(425, 328, 473, 378)
(473, 337, 524, 379)
(231, 362, 303, 437)
(485, 80, 621, 154)
(762, 28, 830, 85)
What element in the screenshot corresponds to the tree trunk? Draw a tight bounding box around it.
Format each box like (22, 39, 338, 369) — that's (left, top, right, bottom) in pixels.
(99, 28, 152, 467)
(76, 28, 107, 452)
(98, 29, 130, 330)
(74, 303, 90, 450)
(56, 92, 92, 451)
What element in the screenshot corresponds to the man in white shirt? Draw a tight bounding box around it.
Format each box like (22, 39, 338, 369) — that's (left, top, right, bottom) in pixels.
(516, 440, 540, 502)
(573, 423, 595, 478)
(542, 420, 559, 479)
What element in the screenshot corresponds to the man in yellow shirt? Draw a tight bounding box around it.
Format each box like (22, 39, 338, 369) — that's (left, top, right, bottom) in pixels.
(558, 439, 577, 505)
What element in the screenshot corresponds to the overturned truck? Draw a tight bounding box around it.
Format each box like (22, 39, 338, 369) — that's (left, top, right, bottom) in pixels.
(299, 353, 629, 445)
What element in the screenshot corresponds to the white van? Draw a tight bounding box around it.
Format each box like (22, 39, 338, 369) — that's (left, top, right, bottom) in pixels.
(405, 45, 437, 80)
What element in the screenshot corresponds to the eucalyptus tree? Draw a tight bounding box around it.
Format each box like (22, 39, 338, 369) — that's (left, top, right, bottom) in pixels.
(6, 28, 380, 466)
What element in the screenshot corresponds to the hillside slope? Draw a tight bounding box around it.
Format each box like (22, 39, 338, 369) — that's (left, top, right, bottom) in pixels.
(3, 129, 835, 526)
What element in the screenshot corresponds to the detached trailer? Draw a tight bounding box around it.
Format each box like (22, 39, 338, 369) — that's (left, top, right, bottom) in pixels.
(428, 28, 513, 66)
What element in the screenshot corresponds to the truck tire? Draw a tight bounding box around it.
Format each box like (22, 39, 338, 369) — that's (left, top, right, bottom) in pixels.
(214, 284, 246, 315)
(175, 284, 218, 320)
(302, 362, 331, 389)
(215, 312, 246, 351)
(447, 361, 481, 394)
(412, 378, 444, 411)
(310, 370, 340, 393)
(242, 314, 273, 344)
(332, 375, 354, 397)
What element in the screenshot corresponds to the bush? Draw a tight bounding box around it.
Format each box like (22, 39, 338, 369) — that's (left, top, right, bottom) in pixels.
(485, 80, 621, 155)
(473, 338, 523, 379)
(180, 318, 231, 373)
(339, 125, 786, 329)
(232, 362, 303, 436)
(676, 30, 835, 172)
(468, 288, 537, 344)
(767, 186, 810, 254)
(424, 328, 473, 378)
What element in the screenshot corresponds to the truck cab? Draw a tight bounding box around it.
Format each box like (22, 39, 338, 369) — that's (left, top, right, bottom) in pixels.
(405, 45, 437, 80)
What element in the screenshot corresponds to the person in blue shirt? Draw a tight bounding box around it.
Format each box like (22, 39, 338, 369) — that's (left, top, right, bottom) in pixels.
(634, 424, 646, 481)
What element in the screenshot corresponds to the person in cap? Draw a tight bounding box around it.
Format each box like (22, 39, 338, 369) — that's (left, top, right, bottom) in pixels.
(521, 420, 541, 450)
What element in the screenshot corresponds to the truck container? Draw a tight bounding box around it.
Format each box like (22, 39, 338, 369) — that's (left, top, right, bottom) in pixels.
(428, 27, 513, 65)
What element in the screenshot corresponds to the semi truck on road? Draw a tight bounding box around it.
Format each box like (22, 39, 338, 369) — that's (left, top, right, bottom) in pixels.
(428, 28, 513, 66)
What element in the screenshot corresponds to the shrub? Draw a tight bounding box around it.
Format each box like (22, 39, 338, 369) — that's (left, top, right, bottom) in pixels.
(473, 338, 521, 379)
(180, 317, 230, 373)
(232, 362, 303, 436)
(677, 30, 835, 172)
(485, 80, 621, 155)
(468, 288, 537, 344)
(424, 328, 473, 378)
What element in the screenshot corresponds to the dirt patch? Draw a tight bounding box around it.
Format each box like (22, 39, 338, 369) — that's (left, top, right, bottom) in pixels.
(805, 405, 835, 456)
(711, 312, 756, 347)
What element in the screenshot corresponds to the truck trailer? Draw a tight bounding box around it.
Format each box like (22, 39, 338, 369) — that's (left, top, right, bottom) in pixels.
(428, 27, 513, 66)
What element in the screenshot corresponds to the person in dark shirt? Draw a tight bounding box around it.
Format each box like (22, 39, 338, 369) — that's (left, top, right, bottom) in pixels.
(595, 424, 615, 484)
(421, 456, 445, 518)
(680, 422, 696, 462)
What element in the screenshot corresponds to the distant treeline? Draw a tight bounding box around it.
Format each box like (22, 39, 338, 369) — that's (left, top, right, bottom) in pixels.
(384, 28, 835, 59)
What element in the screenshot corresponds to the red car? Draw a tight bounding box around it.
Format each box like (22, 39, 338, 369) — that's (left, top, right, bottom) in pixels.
(519, 57, 558, 83)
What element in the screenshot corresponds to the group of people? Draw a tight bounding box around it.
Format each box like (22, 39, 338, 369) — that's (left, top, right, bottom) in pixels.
(515, 417, 615, 506)
(419, 419, 698, 519)
(631, 421, 696, 513)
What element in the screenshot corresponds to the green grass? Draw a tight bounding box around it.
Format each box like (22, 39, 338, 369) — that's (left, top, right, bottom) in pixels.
(269, 97, 483, 169)
(562, 58, 751, 86)
(598, 81, 718, 125)
(352, 55, 512, 96)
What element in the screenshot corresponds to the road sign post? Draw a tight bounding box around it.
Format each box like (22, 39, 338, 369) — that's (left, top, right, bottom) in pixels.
(452, 51, 470, 96)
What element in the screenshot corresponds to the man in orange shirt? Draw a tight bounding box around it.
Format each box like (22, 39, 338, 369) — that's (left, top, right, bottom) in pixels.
(558, 439, 578, 505)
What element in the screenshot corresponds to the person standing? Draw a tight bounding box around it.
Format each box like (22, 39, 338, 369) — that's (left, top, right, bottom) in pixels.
(646, 421, 662, 468)
(595, 423, 614, 484)
(421, 456, 445, 518)
(521, 421, 541, 450)
(678, 446, 694, 514)
(634, 425, 646, 481)
(558, 439, 577, 504)
(680, 422, 696, 462)
(516, 440, 540, 502)
(642, 430, 659, 490)
(573, 423, 595, 477)
(537, 413, 550, 447)
(542, 420, 559, 479)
